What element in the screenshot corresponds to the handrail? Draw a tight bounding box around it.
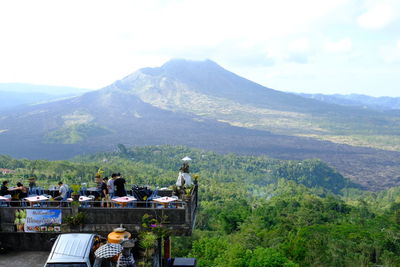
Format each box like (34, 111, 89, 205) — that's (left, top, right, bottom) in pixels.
(0, 200, 188, 209)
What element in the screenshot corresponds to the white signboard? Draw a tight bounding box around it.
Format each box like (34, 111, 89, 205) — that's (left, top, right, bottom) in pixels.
(24, 209, 62, 232)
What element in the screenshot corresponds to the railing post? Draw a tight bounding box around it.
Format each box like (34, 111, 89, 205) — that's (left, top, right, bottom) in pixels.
(163, 235, 171, 259)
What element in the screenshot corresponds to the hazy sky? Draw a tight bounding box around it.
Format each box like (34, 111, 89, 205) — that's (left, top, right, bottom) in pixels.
(0, 0, 399, 97)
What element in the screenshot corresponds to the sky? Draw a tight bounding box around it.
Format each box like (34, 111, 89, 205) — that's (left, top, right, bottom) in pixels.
(0, 0, 399, 97)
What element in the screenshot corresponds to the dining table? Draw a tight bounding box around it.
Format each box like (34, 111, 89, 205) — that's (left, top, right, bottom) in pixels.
(111, 196, 137, 207)
(152, 196, 178, 208)
(24, 195, 49, 207)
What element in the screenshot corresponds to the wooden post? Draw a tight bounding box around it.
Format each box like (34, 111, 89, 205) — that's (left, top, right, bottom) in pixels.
(164, 235, 171, 259)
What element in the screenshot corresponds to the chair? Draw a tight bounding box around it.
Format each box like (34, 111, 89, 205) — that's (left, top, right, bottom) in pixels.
(28, 187, 37, 197)
(146, 190, 160, 207)
(39, 200, 49, 207)
(0, 201, 9, 207)
(127, 200, 136, 208)
(169, 196, 179, 208)
(80, 187, 87, 196)
(80, 201, 90, 208)
(36, 187, 44, 195)
(67, 189, 72, 198)
(21, 199, 28, 207)
(58, 191, 71, 207)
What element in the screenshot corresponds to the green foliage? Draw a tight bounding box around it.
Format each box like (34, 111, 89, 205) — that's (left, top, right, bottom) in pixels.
(70, 184, 81, 194)
(3, 145, 400, 266)
(45, 123, 111, 144)
(218, 199, 251, 234)
(189, 237, 228, 267)
(64, 212, 85, 227)
(138, 231, 157, 249)
(246, 247, 298, 267)
(141, 213, 171, 238)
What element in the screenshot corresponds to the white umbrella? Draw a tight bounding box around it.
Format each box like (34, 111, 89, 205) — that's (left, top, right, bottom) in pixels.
(95, 243, 123, 259)
(181, 156, 192, 162)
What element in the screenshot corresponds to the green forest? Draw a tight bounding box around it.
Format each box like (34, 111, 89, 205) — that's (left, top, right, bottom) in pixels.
(2, 145, 400, 267)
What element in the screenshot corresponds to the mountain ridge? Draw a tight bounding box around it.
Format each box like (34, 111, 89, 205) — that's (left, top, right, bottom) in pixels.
(298, 92, 400, 111)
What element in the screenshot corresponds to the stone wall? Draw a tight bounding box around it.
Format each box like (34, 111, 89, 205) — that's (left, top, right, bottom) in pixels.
(0, 200, 195, 236)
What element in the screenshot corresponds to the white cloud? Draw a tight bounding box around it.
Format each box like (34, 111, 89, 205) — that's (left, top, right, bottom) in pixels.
(357, 2, 396, 29)
(324, 38, 353, 53)
(0, 0, 348, 88)
(288, 38, 310, 53)
(379, 40, 400, 63)
(0, 0, 399, 96)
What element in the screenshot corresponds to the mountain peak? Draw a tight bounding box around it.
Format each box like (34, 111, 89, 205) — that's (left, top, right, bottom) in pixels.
(136, 58, 223, 77)
(161, 58, 221, 69)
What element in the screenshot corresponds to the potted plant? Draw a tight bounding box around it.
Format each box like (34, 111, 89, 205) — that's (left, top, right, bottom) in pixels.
(138, 231, 157, 267)
(64, 212, 85, 231)
(192, 174, 200, 185)
(183, 185, 193, 201)
(70, 184, 81, 201)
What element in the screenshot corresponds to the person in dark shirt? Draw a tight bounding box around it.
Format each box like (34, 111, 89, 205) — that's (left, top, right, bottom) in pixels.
(1, 181, 23, 198)
(113, 173, 126, 197)
(101, 177, 110, 207)
(1, 181, 9, 196)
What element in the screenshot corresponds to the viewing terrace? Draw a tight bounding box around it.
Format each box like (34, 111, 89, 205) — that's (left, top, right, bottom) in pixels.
(0, 185, 198, 251)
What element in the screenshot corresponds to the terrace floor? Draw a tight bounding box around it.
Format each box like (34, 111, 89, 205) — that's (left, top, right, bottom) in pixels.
(0, 251, 49, 267)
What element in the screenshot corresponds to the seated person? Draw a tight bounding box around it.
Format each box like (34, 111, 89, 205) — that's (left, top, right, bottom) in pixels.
(1, 180, 21, 197)
(0, 181, 9, 196)
(54, 181, 69, 201)
(16, 182, 28, 199)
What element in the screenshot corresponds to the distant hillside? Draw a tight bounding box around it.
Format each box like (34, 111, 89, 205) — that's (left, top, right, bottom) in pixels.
(1, 60, 400, 190)
(0, 145, 355, 194)
(298, 93, 400, 111)
(0, 83, 89, 95)
(0, 83, 89, 110)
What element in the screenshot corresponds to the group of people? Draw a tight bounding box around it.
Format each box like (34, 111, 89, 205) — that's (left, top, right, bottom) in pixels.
(0, 180, 28, 200)
(0, 180, 69, 202)
(95, 173, 126, 207)
(2, 163, 190, 205)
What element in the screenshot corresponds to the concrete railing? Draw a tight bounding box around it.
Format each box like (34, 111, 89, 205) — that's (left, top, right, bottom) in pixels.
(0, 185, 198, 237)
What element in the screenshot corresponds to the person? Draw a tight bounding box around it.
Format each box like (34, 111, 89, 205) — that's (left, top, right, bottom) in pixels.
(16, 182, 28, 200)
(95, 175, 102, 190)
(113, 173, 126, 197)
(95, 175, 103, 200)
(54, 181, 69, 201)
(0, 181, 9, 196)
(108, 173, 117, 198)
(1, 180, 21, 197)
(176, 163, 193, 187)
(181, 163, 190, 173)
(28, 177, 37, 189)
(101, 177, 110, 207)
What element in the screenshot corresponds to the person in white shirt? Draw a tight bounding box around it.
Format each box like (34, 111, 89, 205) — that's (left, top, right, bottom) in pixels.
(54, 181, 69, 201)
(176, 163, 193, 187)
(107, 173, 117, 198)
